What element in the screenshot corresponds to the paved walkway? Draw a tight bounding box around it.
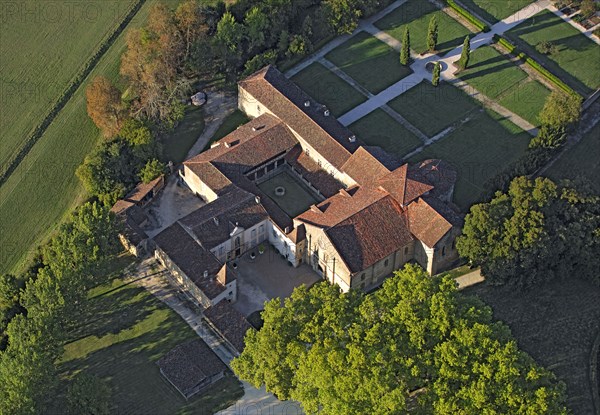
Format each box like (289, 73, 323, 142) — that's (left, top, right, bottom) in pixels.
(129, 259, 302, 415)
(547, 4, 600, 45)
(455, 269, 485, 290)
(338, 0, 549, 130)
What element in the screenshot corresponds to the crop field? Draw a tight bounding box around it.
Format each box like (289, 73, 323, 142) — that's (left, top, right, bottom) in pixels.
(0, 0, 185, 275)
(458, 46, 528, 99)
(50, 257, 243, 413)
(507, 9, 600, 96)
(409, 109, 530, 209)
(546, 122, 600, 193)
(458, 0, 535, 23)
(498, 80, 551, 126)
(388, 81, 480, 137)
(349, 109, 423, 159)
(466, 278, 600, 414)
(0, 0, 137, 173)
(291, 62, 367, 117)
(325, 31, 413, 94)
(375, 0, 472, 55)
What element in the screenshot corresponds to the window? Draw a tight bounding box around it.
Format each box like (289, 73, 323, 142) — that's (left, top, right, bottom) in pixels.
(361, 273, 365, 281)
(251, 229, 257, 239)
(404, 247, 409, 255)
(442, 246, 446, 257)
(273, 229, 277, 238)
(259, 224, 265, 233)
(219, 246, 224, 257)
(384, 259, 389, 267)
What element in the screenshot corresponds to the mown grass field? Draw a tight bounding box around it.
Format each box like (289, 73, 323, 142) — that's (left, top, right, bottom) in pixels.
(291, 62, 367, 117)
(349, 109, 422, 159)
(0, 0, 137, 171)
(325, 31, 413, 94)
(51, 256, 243, 413)
(546, 122, 600, 193)
(0, 0, 186, 275)
(498, 79, 551, 126)
(409, 109, 530, 210)
(375, 0, 472, 55)
(507, 9, 600, 96)
(458, 46, 528, 99)
(458, 0, 535, 23)
(388, 81, 480, 137)
(465, 278, 600, 414)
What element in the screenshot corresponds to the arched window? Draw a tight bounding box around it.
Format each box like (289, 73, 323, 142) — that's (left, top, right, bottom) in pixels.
(442, 246, 446, 256)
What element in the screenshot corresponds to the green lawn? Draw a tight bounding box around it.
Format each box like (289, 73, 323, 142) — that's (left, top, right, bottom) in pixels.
(457, 46, 528, 99)
(0, 0, 138, 171)
(325, 31, 413, 94)
(0, 0, 186, 275)
(498, 80, 551, 126)
(507, 9, 600, 96)
(258, 171, 318, 217)
(409, 109, 530, 210)
(162, 106, 205, 163)
(52, 256, 243, 413)
(349, 109, 423, 159)
(458, 0, 535, 24)
(207, 110, 250, 149)
(546, 122, 600, 193)
(388, 81, 480, 137)
(375, 0, 472, 55)
(291, 62, 367, 117)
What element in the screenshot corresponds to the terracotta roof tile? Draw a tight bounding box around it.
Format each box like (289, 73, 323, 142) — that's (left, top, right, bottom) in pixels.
(407, 196, 461, 248)
(378, 165, 434, 206)
(341, 146, 392, 186)
(204, 301, 254, 353)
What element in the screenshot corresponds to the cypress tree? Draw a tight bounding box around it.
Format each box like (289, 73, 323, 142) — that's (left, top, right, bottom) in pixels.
(432, 62, 441, 86)
(400, 26, 410, 66)
(458, 36, 470, 70)
(427, 16, 438, 52)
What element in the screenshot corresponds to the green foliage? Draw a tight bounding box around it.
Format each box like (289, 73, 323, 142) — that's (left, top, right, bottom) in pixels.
(323, 0, 362, 35)
(232, 264, 568, 414)
(427, 15, 438, 52)
(400, 26, 410, 66)
(216, 12, 244, 54)
(288, 35, 312, 57)
(244, 7, 269, 53)
(432, 62, 441, 86)
(446, 0, 490, 32)
(538, 91, 581, 129)
(243, 50, 278, 77)
(458, 35, 470, 70)
(139, 159, 165, 184)
(536, 40, 558, 55)
(529, 124, 567, 149)
(67, 374, 110, 415)
(458, 176, 600, 287)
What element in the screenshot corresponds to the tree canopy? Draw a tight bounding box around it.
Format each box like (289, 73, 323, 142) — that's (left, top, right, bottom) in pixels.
(458, 176, 600, 287)
(232, 264, 567, 414)
(85, 76, 124, 137)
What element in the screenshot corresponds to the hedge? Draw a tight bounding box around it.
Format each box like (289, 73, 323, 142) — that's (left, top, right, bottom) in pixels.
(492, 34, 579, 96)
(446, 0, 490, 32)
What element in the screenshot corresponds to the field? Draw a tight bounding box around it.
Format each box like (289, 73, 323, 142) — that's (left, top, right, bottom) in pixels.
(375, 0, 472, 55)
(325, 31, 413, 94)
(0, 0, 137, 172)
(162, 106, 205, 164)
(349, 109, 423, 159)
(291, 62, 367, 116)
(498, 80, 551, 126)
(458, 0, 535, 23)
(409, 109, 530, 209)
(546, 122, 600, 193)
(388, 81, 480, 137)
(0, 0, 187, 275)
(458, 46, 528, 99)
(50, 257, 243, 413)
(507, 9, 600, 96)
(258, 171, 318, 218)
(465, 278, 600, 414)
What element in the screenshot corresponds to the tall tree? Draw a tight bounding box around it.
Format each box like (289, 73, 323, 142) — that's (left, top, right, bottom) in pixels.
(244, 7, 269, 53)
(86, 77, 123, 137)
(458, 35, 470, 70)
(232, 264, 568, 414)
(432, 61, 441, 86)
(427, 15, 438, 52)
(175, 0, 207, 62)
(538, 91, 581, 129)
(323, 0, 362, 35)
(400, 26, 410, 66)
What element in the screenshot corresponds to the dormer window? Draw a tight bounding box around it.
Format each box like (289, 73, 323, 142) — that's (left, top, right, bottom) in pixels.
(304, 100, 310, 107)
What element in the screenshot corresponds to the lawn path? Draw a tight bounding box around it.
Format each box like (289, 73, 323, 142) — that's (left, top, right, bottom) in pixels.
(337, 0, 549, 131)
(128, 259, 302, 415)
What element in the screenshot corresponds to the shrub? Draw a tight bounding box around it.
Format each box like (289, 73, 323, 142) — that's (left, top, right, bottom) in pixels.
(536, 40, 558, 55)
(446, 0, 490, 32)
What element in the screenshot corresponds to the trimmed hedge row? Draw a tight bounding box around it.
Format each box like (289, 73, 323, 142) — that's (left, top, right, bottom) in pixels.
(446, 0, 490, 32)
(492, 34, 579, 96)
(0, 0, 146, 188)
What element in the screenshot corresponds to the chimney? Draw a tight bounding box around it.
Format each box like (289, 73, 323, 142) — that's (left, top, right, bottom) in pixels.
(255, 195, 261, 204)
(210, 142, 220, 149)
(213, 217, 219, 226)
(203, 270, 208, 278)
(348, 135, 356, 143)
(324, 109, 330, 116)
(285, 226, 290, 234)
(252, 126, 257, 132)
(304, 100, 310, 107)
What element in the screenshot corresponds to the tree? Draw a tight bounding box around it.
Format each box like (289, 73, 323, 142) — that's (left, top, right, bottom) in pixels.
(323, 0, 362, 35)
(216, 12, 244, 54)
(581, 0, 596, 18)
(67, 374, 110, 415)
(457, 176, 600, 287)
(243, 50, 277, 77)
(432, 62, 441, 86)
(458, 35, 470, 70)
(400, 26, 410, 66)
(538, 91, 581, 129)
(244, 7, 269, 53)
(232, 264, 568, 414)
(529, 124, 567, 149)
(427, 15, 438, 52)
(86, 77, 124, 137)
(139, 159, 165, 183)
(175, 0, 207, 62)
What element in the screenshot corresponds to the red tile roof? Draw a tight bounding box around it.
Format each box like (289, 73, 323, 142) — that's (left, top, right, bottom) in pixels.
(239, 66, 359, 170)
(378, 165, 434, 206)
(204, 301, 254, 353)
(341, 146, 392, 186)
(407, 196, 461, 248)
